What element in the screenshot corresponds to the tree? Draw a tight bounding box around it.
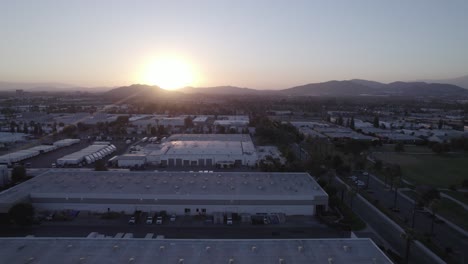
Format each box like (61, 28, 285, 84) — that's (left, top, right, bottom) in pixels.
(417, 187, 440, 236)
(374, 159, 383, 172)
(94, 159, 108, 171)
(373, 116, 379, 128)
(337, 116, 344, 126)
(8, 203, 35, 226)
(332, 155, 343, 169)
(11, 165, 26, 183)
(184, 116, 194, 128)
(438, 119, 443, 129)
(23, 123, 28, 134)
(62, 125, 77, 137)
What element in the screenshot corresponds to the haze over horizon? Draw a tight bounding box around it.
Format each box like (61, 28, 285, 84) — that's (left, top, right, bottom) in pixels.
(1, 0, 468, 90)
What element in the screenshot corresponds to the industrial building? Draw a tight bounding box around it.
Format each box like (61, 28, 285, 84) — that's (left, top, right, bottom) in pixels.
(144, 134, 258, 168)
(0, 237, 392, 264)
(0, 138, 80, 165)
(56, 142, 116, 166)
(0, 170, 328, 216)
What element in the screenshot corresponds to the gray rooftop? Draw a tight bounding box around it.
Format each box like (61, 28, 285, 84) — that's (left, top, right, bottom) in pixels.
(0, 170, 327, 211)
(0, 237, 392, 264)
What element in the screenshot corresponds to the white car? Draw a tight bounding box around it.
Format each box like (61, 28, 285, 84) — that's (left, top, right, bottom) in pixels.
(170, 214, 176, 222)
(356, 180, 366, 187)
(349, 176, 358, 181)
(156, 216, 163, 225)
(146, 216, 153, 224)
(128, 216, 136, 224)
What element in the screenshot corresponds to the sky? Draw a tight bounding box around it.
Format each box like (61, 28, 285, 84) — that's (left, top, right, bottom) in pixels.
(1, 0, 467, 89)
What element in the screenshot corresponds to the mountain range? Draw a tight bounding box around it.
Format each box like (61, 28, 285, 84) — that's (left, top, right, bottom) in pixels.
(101, 79, 468, 100)
(420, 74, 468, 89)
(2, 76, 468, 98)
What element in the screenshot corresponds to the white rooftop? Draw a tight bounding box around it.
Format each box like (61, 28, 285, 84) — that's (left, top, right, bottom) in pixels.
(0, 170, 327, 211)
(0, 237, 392, 264)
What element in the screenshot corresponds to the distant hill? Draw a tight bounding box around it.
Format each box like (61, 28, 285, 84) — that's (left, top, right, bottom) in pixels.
(421, 74, 468, 89)
(0, 81, 113, 92)
(180, 86, 268, 95)
(282, 80, 378, 96)
(103, 84, 179, 102)
(282, 80, 468, 97)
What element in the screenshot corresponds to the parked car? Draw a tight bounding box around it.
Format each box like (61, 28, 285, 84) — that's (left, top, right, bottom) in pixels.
(128, 216, 136, 224)
(145, 216, 153, 224)
(156, 216, 163, 225)
(170, 214, 176, 222)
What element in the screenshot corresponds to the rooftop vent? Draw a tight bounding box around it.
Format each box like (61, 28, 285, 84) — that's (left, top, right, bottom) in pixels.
(328, 257, 334, 264)
(205, 246, 211, 252)
(113, 245, 119, 250)
(178, 259, 184, 264)
(228, 258, 235, 264)
(257, 186, 264, 190)
(202, 185, 207, 189)
(174, 185, 179, 189)
(159, 246, 165, 251)
(251, 246, 257, 252)
(279, 259, 285, 264)
(343, 245, 350, 252)
(243, 181, 248, 185)
(128, 257, 135, 262)
(298, 246, 303, 253)
(145, 185, 151, 189)
(217, 181, 221, 185)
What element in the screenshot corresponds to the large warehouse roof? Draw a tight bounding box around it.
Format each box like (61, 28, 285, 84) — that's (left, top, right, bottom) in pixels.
(158, 134, 256, 156)
(0, 170, 327, 211)
(0, 237, 392, 264)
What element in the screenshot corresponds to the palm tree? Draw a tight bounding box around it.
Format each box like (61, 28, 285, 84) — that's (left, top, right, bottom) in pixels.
(401, 228, 415, 264)
(418, 187, 440, 236)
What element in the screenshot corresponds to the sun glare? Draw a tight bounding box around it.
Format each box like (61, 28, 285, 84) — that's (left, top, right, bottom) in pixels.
(141, 57, 195, 90)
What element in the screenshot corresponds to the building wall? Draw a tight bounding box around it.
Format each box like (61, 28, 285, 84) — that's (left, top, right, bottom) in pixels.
(33, 202, 317, 215)
(117, 159, 146, 167)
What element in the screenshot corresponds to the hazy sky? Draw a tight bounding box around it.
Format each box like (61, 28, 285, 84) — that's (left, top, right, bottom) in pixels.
(1, 0, 467, 89)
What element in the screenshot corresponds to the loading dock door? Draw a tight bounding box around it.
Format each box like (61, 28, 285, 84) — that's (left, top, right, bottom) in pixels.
(176, 159, 182, 166)
(168, 159, 174, 167)
(206, 159, 213, 166)
(183, 160, 190, 166)
(198, 159, 205, 167)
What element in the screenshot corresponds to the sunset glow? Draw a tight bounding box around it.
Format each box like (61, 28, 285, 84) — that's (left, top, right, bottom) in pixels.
(140, 57, 196, 90)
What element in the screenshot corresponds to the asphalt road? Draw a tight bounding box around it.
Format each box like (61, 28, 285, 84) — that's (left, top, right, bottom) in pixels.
(345, 172, 468, 263)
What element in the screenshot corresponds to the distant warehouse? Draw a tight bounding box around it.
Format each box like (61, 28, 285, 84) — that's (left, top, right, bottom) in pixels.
(144, 134, 258, 168)
(0, 170, 328, 216)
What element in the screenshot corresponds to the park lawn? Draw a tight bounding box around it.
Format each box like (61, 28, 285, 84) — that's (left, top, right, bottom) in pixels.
(371, 144, 432, 153)
(434, 198, 468, 231)
(401, 191, 468, 231)
(373, 152, 468, 188)
(441, 190, 468, 206)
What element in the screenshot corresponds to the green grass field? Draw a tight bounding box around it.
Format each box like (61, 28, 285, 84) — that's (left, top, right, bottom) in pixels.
(373, 152, 468, 188)
(434, 198, 468, 231)
(402, 190, 468, 231)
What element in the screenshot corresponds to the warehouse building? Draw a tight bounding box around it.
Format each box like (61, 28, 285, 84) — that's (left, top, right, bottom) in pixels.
(146, 134, 258, 168)
(0, 170, 328, 216)
(0, 237, 392, 264)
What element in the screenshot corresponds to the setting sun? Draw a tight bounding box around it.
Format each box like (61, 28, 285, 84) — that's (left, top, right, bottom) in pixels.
(140, 57, 196, 90)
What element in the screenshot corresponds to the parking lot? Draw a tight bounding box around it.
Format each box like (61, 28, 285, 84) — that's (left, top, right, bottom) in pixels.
(0, 211, 349, 239)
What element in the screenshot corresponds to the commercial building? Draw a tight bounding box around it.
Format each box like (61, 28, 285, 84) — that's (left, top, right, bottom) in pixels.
(0, 170, 328, 216)
(0, 237, 392, 264)
(56, 142, 116, 166)
(146, 134, 258, 168)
